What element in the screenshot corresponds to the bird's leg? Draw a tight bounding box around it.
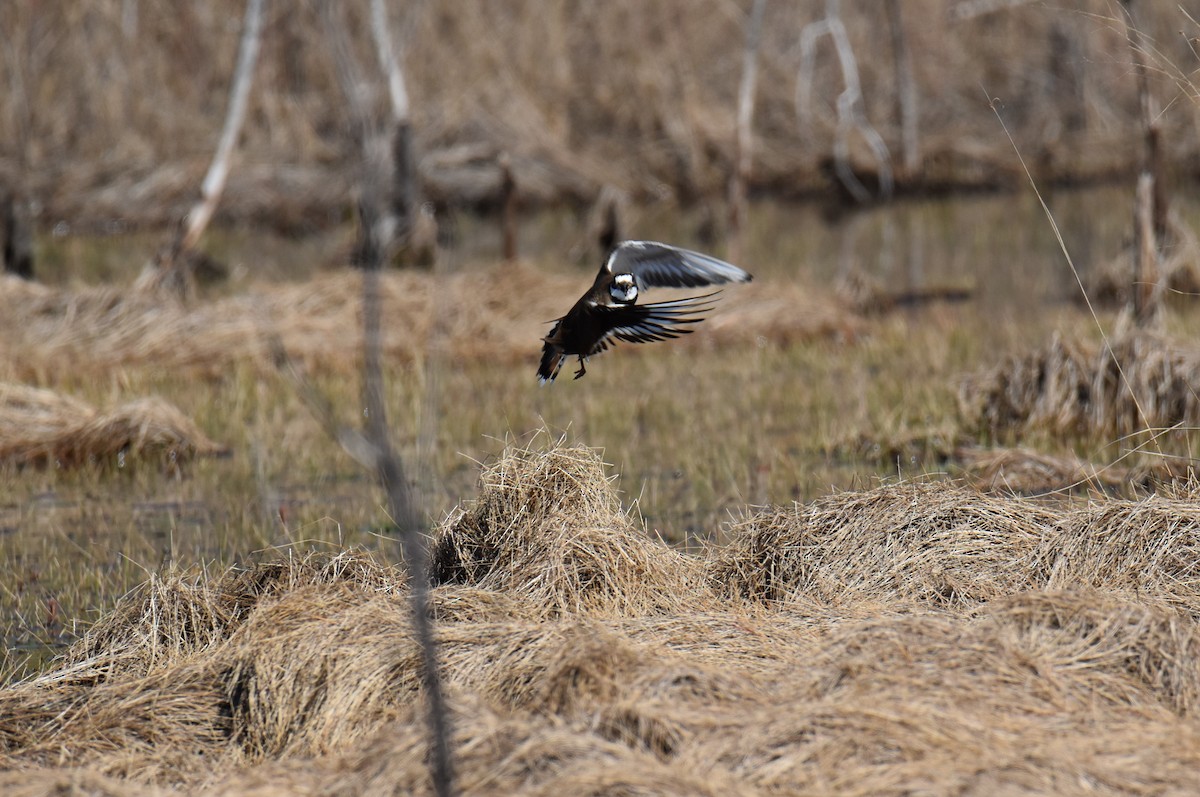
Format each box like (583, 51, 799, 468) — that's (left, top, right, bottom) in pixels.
(574, 357, 587, 379)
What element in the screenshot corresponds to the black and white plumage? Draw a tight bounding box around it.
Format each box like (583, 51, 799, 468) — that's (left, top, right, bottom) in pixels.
(538, 241, 752, 383)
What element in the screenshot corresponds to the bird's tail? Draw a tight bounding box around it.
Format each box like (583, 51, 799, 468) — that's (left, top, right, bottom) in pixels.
(538, 343, 565, 384)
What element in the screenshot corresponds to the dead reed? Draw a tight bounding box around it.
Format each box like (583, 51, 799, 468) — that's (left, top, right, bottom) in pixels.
(958, 329, 1200, 444)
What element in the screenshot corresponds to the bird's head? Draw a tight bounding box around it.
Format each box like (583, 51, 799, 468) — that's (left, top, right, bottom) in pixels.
(610, 273, 638, 303)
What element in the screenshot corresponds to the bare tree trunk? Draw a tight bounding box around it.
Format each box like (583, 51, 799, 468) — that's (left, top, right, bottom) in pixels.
(885, 0, 919, 179)
(1132, 173, 1160, 326)
(147, 0, 265, 296)
(325, 0, 428, 268)
(728, 0, 767, 264)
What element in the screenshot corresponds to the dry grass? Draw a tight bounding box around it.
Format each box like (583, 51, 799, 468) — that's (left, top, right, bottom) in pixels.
(1084, 211, 1200, 306)
(6, 441, 1200, 794)
(0, 382, 225, 469)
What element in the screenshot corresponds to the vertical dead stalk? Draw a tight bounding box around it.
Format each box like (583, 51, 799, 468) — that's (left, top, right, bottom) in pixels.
(885, 0, 919, 178)
(1122, 0, 1165, 327)
(728, 0, 767, 264)
(500, 153, 518, 263)
(360, 252, 454, 797)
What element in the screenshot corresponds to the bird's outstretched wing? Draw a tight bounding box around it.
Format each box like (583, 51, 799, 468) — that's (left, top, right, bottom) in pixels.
(605, 241, 752, 288)
(588, 292, 721, 355)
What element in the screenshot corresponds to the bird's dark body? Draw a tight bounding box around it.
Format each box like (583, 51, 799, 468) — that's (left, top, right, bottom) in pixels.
(537, 241, 752, 383)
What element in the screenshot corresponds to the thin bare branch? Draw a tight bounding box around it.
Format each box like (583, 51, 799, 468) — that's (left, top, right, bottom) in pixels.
(797, 0, 893, 204)
(180, 0, 266, 253)
(728, 0, 767, 262)
(370, 0, 410, 123)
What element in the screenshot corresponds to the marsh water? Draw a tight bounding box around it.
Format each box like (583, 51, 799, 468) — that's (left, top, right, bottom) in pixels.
(38, 184, 1159, 305)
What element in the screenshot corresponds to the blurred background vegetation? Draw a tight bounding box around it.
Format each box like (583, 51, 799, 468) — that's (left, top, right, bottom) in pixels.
(2, 0, 1198, 234)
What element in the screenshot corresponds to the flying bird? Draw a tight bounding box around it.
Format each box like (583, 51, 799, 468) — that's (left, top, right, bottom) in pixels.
(538, 240, 752, 383)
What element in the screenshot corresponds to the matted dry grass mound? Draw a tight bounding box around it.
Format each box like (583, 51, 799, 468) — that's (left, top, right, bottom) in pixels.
(0, 267, 852, 379)
(13, 587, 1200, 795)
(715, 477, 1200, 621)
(61, 551, 402, 682)
(10, 443, 1200, 794)
(958, 330, 1200, 442)
(431, 442, 708, 617)
(956, 444, 1190, 495)
(0, 383, 225, 469)
(1038, 496, 1200, 616)
(710, 481, 1060, 606)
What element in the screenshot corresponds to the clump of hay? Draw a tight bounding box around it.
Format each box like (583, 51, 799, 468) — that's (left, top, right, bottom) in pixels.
(219, 588, 651, 760)
(219, 691, 743, 797)
(711, 481, 1059, 606)
(0, 552, 402, 777)
(61, 570, 237, 682)
(0, 383, 225, 469)
(430, 441, 708, 617)
(715, 592, 1200, 795)
(958, 330, 1200, 442)
(0, 768, 161, 797)
(221, 584, 419, 758)
(17, 444, 1200, 793)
